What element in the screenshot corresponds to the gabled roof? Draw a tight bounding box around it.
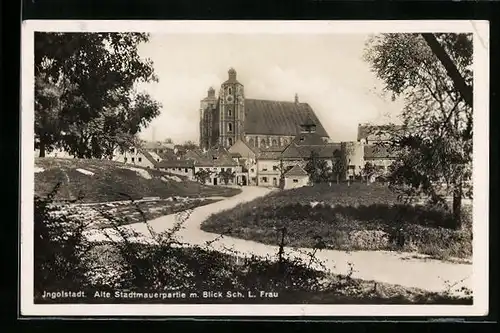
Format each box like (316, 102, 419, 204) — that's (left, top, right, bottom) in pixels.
(244, 99, 329, 137)
(284, 165, 309, 177)
(137, 148, 160, 166)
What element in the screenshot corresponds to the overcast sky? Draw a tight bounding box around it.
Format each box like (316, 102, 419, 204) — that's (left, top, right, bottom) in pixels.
(136, 33, 405, 144)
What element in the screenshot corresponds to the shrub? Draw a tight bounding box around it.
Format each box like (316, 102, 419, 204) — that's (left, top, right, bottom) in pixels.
(34, 183, 92, 298)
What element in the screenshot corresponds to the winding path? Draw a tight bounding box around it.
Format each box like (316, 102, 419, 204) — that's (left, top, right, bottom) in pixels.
(84, 186, 473, 295)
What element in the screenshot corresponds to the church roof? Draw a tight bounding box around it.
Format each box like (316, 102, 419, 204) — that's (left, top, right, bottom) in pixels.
(244, 99, 329, 137)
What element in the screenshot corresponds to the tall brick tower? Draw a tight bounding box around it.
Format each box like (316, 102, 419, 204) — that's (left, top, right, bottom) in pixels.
(199, 87, 217, 150)
(218, 68, 245, 148)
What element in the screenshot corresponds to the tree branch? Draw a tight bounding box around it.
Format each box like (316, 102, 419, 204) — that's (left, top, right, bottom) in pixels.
(421, 33, 473, 108)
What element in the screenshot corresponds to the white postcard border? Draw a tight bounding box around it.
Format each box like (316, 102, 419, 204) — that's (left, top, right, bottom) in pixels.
(20, 20, 490, 317)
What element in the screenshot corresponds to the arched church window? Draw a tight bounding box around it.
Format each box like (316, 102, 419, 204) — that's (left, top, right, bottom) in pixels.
(249, 138, 254, 147)
(283, 139, 288, 145)
(228, 109, 232, 117)
(228, 138, 233, 146)
(228, 88, 232, 95)
(228, 123, 233, 132)
(272, 139, 278, 147)
(260, 139, 266, 147)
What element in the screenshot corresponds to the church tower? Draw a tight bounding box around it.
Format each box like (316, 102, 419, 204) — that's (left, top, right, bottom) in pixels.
(199, 87, 217, 151)
(218, 68, 245, 148)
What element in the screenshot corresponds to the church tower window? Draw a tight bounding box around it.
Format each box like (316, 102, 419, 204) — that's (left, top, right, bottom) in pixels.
(228, 138, 233, 146)
(228, 109, 232, 117)
(228, 88, 232, 95)
(228, 123, 233, 132)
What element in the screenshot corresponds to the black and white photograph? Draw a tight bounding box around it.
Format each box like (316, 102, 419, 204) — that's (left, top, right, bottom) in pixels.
(20, 20, 489, 317)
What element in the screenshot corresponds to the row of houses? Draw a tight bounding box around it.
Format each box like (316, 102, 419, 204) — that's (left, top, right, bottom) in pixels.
(150, 121, 398, 189)
(35, 122, 399, 190)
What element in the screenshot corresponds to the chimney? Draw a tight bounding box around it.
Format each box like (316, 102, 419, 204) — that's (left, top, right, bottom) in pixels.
(295, 93, 299, 104)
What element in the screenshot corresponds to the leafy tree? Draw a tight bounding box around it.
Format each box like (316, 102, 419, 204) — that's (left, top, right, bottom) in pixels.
(35, 32, 161, 158)
(194, 169, 212, 184)
(218, 169, 236, 185)
(364, 33, 473, 228)
(331, 158, 344, 184)
(180, 140, 198, 151)
(304, 151, 331, 183)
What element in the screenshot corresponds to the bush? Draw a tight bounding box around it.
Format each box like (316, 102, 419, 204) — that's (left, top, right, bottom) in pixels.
(34, 184, 472, 304)
(34, 183, 92, 298)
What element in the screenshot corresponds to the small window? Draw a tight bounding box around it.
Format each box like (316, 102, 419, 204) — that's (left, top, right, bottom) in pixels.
(260, 139, 266, 147)
(138, 157, 142, 162)
(228, 109, 232, 117)
(272, 166, 278, 171)
(262, 177, 268, 183)
(184, 168, 188, 172)
(228, 123, 233, 132)
(221, 168, 225, 172)
(262, 168, 268, 171)
(124, 157, 128, 163)
(131, 157, 135, 162)
(293, 179, 298, 183)
(228, 88, 232, 94)
(272, 139, 278, 147)
(228, 138, 233, 146)
(250, 168, 254, 172)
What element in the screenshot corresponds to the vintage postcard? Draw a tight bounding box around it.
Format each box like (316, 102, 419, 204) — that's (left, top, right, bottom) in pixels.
(20, 20, 489, 317)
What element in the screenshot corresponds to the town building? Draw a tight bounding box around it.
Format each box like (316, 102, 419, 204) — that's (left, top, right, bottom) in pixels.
(111, 146, 157, 169)
(199, 68, 330, 151)
(283, 165, 310, 190)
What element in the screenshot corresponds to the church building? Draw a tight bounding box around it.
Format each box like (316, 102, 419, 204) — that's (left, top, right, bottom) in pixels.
(199, 68, 330, 151)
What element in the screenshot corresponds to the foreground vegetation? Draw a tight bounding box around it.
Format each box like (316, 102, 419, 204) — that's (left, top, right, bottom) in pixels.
(35, 158, 241, 203)
(34, 185, 471, 304)
(201, 183, 472, 260)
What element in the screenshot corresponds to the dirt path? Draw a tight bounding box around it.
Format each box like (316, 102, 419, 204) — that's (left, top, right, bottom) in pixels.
(84, 186, 473, 295)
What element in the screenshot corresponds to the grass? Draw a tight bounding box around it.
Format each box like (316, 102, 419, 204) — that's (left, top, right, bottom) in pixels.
(35, 157, 241, 203)
(34, 241, 472, 305)
(201, 183, 472, 259)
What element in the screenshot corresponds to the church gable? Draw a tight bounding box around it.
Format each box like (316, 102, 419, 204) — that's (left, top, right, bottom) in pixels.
(244, 99, 329, 137)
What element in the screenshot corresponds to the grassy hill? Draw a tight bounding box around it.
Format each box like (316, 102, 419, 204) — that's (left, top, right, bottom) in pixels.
(202, 183, 472, 260)
(35, 158, 241, 203)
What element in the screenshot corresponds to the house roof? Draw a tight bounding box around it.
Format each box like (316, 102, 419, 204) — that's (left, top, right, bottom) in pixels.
(244, 99, 329, 137)
(189, 146, 239, 167)
(156, 158, 195, 168)
(258, 150, 283, 160)
(364, 145, 398, 159)
(136, 148, 159, 166)
(284, 165, 309, 177)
